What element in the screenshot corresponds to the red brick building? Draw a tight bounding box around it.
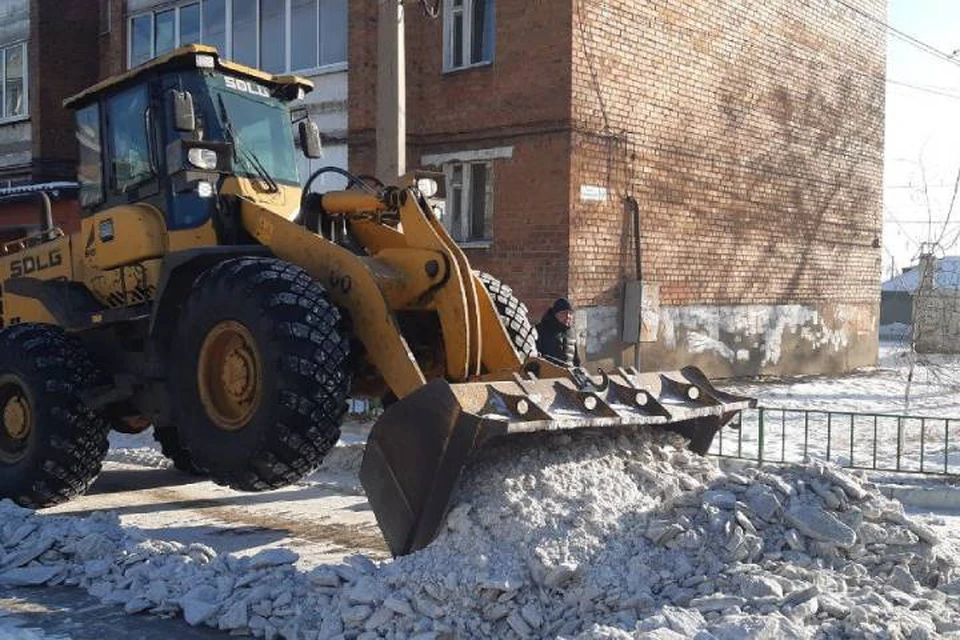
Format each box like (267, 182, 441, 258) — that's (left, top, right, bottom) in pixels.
(349, 0, 885, 377)
(0, 0, 105, 186)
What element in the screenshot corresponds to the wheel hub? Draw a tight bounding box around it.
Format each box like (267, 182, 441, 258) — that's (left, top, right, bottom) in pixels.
(2, 395, 29, 440)
(0, 375, 32, 463)
(198, 321, 263, 431)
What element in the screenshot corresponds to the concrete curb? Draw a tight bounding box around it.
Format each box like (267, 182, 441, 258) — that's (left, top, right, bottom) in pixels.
(878, 484, 960, 511)
(714, 458, 960, 511)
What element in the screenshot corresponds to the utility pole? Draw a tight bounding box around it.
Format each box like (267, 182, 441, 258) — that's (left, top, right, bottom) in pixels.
(376, 0, 406, 183)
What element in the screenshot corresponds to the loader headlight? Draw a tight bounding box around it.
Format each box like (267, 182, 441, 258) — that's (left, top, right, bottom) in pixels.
(188, 148, 219, 170)
(196, 181, 214, 198)
(416, 178, 439, 198)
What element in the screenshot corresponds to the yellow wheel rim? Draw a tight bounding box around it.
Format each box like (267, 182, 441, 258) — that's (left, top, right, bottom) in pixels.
(2, 394, 30, 440)
(197, 320, 263, 432)
(0, 375, 32, 463)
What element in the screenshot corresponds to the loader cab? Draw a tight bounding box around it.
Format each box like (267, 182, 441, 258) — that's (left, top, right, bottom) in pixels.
(65, 45, 318, 233)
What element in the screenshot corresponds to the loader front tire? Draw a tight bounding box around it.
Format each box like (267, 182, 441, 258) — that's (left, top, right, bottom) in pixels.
(0, 324, 110, 508)
(476, 271, 538, 358)
(170, 257, 350, 491)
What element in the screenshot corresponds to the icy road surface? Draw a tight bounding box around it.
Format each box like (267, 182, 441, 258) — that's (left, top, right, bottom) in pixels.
(56, 420, 389, 570)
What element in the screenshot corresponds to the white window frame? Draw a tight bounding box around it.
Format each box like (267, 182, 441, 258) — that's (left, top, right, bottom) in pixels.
(442, 161, 494, 247)
(443, 0, 494, 72)
(0, 41, 28, 124)
(128, 0, 347, 75)
(127, 12, 154, 68)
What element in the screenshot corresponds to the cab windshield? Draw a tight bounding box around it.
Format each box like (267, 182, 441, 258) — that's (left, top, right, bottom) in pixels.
(205, 78, 300, 187)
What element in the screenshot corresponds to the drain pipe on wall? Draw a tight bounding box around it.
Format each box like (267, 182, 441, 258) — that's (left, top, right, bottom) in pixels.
(623, 195, 643, 371)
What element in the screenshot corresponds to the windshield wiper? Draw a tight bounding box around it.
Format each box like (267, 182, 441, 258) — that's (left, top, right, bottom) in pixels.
(217, 94, 280, 194)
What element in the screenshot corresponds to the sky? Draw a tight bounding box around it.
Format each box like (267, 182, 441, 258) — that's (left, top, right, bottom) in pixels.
(882, 0, 960, 280)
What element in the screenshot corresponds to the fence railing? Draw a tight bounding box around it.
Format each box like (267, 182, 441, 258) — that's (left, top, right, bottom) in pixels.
(712, 407, 960, 476)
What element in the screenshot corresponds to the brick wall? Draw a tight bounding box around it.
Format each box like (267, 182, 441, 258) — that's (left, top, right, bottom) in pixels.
(0, 196, 80, 243)
(29, 0, 103, 182)
(351, 0, 885, 376)
(569, 0, 885, 310)
(348, 0, 575, 314)
(99, 0, 126, 80)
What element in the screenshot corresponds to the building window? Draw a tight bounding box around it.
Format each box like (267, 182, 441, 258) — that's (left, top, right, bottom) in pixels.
(154, 9, 176, 57)
(443, 162, 493, 244)
(202, 0, 227, 56)
(129, 0, 348, 72)
(319, 0, 348, 67)
(76, 103, 103, 207)
(180, 3, 201, 49)
(444, 0, 494, 71)
(231, 0, 257, 67)
(260, 0, 286, 73)
(130, 14, 152, 66)
(0, 42, 27, 121)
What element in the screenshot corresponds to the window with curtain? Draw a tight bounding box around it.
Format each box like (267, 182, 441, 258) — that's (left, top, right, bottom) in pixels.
(0, 42, 27, 120)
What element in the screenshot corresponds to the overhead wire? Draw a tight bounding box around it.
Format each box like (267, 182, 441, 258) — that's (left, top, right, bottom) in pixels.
(828, 0, 960, 70)
(886, 78, 960, 102)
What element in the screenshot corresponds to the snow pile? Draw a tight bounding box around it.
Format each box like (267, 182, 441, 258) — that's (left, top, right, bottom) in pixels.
(105, 430, 169, 469)
(3, 429, 960, 639)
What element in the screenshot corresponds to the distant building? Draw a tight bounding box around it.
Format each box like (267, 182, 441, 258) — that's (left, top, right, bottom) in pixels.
(882, 256, 960, 295)
(881, 256, 960, 347)
(880, 256, 960, 327)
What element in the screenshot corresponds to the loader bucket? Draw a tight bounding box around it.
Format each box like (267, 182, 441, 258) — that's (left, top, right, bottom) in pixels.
(359, 366, 755, 557)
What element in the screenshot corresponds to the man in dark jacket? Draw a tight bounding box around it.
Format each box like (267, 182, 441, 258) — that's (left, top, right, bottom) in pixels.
(535, 297, 581, 367)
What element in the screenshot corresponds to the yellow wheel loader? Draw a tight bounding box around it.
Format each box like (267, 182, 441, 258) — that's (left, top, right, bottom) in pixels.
(0, 46, 754, 556)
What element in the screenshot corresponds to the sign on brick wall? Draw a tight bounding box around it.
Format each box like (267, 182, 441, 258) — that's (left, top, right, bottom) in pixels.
(579, 184, 608, 202)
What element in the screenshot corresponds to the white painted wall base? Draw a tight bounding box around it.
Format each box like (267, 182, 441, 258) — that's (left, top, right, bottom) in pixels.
(573, 301, 878, 377)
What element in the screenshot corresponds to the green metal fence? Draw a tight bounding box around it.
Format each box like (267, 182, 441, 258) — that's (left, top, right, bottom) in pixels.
(711, 407, 960, 476)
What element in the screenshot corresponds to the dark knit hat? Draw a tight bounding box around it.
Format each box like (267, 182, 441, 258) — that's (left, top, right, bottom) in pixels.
(551, 297, 572, 313)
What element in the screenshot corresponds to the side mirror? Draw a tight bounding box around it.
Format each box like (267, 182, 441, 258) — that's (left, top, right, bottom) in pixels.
(172, 90, 196, 132)
(289, 106, 308, 124)
(298, 120, 323, 159)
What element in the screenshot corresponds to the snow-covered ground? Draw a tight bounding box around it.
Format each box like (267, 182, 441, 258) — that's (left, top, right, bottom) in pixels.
(3, 339, 960, 638)
(4, 430, 960, 639)
(714, 340, 960, 474)
(720, 340, 960, 416)
(96, 419, 387, 569)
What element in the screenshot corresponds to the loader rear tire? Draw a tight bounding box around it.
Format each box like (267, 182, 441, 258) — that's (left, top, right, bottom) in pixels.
(170, 257, 350, 492)
(152, 426, 205, 476)
(0, 324, 110, 508)
(476, 271, 538, 358)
